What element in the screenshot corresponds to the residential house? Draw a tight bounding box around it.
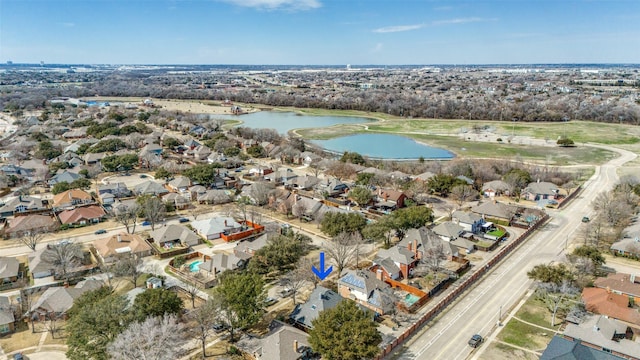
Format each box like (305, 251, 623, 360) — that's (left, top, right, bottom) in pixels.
(0, 164, 33, 179)
(299, 151, 321, 165)
(97, 182, 131, 198)
(83, 152, 106, 166)
(432, 221, 465, 242)
(374, 188, 406, 210)
(582, 287, 640, 326)
(27, 244, 86, 278)
(93, 232, 152, 264)
(523, 181, 559, 201)
(0, 296, 15, 334)
(150, 224, 200, 248)
(62, 128, 87, 139)
(140, 143, 162, 155)
(4, 215, 58, 239)
(594, 273, 640, 304)
(47, 170, 82, 186)
(315, 178, 349, 197)
(162, 192, 191, 210)
(58, 205, 105, 226)
(337, 270, 395, 315)
(197, 252, 248, 278)
(168, 176, 191, 192)
(52, 189, 93, 209)
(482, 180, 510, 198)
(540, 335, 634, 360)
(249, 165, 273, 177)
(290, 286, 342, 331)
(30, 279, 103, 320)
(452, 211, 485, 233)
(549, 315, 640, 360)
(0, 195, 47, 218)
(189, 185, 207, 199)
(266, 168, 298, 184)
(197, 190, 232, 205)
(611, 236, 640, 258)
(192, 145, 212, 161)
(183, 139, 200, 149)
(191, 217, 242, 240)
(234, 233, 272, 257)
(237, 321, 314, 360)
(373, 245, 417, 280)
(471, 201, 516, 225)
(400, 227, 460, 262)
(289, 175, 320, 191)
(134, 180, 169, 196)
(0, 257, 19, 283)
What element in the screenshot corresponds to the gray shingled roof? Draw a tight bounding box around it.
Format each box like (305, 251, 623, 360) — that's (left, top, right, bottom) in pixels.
(290, 286, 342, 329)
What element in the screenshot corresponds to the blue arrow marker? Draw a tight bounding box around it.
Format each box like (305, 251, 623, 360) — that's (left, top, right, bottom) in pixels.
(312, 252, 333, 280)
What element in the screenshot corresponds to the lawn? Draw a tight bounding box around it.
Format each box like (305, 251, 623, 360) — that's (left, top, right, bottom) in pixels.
(486, 229, 506, 238)
(497, 318, 551, 351)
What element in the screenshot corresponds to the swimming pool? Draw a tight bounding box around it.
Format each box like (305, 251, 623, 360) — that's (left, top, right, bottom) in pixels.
(404, 293, 421, 306)
(189, 260, 203, 272)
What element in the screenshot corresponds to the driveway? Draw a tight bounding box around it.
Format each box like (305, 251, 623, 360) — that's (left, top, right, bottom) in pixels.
(22, 352, 67, 360)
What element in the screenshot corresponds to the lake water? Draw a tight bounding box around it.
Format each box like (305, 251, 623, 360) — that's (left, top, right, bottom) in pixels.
(314, 134, 454, 160)
(225, 111, 370, 134)
(223, 111, 453, 159)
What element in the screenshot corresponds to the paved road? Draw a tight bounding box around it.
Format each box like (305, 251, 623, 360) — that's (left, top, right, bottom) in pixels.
(395, 145, 636, 360)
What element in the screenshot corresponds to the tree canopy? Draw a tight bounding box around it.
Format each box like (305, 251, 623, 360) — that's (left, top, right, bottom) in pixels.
(212, 272, 265, 341)
(131, 288, 184, 322)
(349, 186, 373, 207)
(182, 163, 224, 185)
(309, 300, 382, 360)
(320, 212, 367, 237)
(101, 154, 139, 172)
(527, 263, 574, 286)
(247, 232, 312, 275)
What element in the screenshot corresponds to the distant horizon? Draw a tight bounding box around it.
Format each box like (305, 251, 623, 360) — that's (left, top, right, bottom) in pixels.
(1, 1, 637, 65)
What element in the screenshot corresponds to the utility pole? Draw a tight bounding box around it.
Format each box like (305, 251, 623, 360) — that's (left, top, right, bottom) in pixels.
(497, 304, 503, 326)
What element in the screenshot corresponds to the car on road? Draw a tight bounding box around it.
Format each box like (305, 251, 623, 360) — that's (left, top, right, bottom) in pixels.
(212, 323, 228, 333)
(582, 216, 590, 223)
(139, 174, 148, 178)
(142, 221, 151, 226)
(13, 353, 24, 360)
(179, 217, 190, 223)
(468, 334, 483, 348)
(94, 229, 107, 235)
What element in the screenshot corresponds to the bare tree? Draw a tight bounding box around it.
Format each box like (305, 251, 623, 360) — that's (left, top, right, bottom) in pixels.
(19, 230, 44, 251)
(41, 242, 83, 282)
(183, 279, 202, 309)
(324, 232, 357, 277)
(281, 267, 308, 305)
(292, 200, 308, 221)
(423, 241, 447, 272)
(536, 280, 579, 327)
(142, 196, 166, 231)
(236, 195, 251, 223)
(115, 203, 139, 234)
(108, 314, 188, 360)
(450, 184, 479, 207)
(189, 300, 217, 359)
(295, 257, 321, 289)
(111, 254, 143, 288)
(248, 181, 274, 206)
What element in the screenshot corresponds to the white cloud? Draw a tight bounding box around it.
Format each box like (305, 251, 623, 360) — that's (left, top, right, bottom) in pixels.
(219, 0, 321, 11)
(373, 24, 424, 33)
(432, 17, 496, 26)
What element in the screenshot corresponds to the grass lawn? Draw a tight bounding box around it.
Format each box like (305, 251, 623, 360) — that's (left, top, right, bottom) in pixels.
(479, 342, 540, 360)
(487, 229, 506, 238)
(517, 297, 561, 331)
(497, 319, 551, 351)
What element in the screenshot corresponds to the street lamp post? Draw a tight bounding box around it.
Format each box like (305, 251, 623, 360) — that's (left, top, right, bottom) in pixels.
(497, 305, 503, 326)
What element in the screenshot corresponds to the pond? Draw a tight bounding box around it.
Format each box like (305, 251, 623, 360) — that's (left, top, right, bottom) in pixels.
(217, 111, 453, 159)
(220, 111, 370, 134)
(313, 134, 454, 160)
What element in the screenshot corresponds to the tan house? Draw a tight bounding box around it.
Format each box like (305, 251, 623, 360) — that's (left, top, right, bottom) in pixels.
(93, 232, 152, 264)
(4, 214, 59, 238)
(58, 205, 106, 226)
(53, 189, 93, 209)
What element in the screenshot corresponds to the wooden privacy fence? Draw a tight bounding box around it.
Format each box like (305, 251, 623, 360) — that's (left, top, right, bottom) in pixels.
(374, 213, 550, 359)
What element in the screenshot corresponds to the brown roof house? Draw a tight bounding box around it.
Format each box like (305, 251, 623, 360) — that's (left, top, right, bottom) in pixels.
(52, 189, 93, 210)
(374, 188, 406, 211)
(4, 214, 58, 238)
(560, 315, 640, 360)
(28, 243, 86, 279)
(582, 287, 640, 326)
(30, 279, 103, 320)
(594, 273, 640, 304)
(58, 205, 106, 226)
(93, 232, 152, 264)
(523, 181, 559, 201)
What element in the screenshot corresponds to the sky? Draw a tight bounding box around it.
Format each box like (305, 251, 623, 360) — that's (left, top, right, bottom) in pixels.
(0, 0, 639, 65)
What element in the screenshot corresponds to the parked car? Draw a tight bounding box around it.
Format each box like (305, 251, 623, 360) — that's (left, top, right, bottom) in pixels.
(139, 174, 148, 178)
(468, 334, 483, 348)
(280, 288, 293, 297)
(142, 221, 151, 226)
(212, 323, 228, 333)
(582, 216, 590, 223)
(94, 229, 107, 235)
(13, 353, 24, 360)
(264, 297, 278, 307)
(179, 217, 189, 223)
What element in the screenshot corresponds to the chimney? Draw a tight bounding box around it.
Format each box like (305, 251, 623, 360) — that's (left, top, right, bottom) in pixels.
(413, 239, 418, 257)
(407, 242, 412, 251)
(224, 219, 228, 227)
(376, 269, 384, 281)
(117, 234, 122, 242)
(293, 340, 299, 353)
(632, 274, 637, 284)
(606, 286, 611, 293)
